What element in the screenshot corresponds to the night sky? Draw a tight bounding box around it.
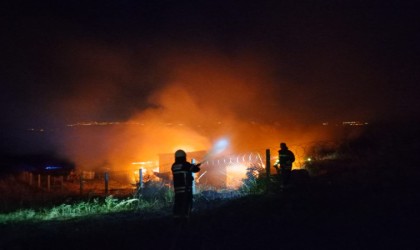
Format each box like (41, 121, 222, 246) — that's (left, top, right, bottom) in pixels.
(1, 1, 419, 156)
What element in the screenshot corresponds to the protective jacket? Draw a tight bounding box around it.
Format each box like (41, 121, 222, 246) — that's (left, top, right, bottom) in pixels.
(278, 149, 295, 170)
(171, 161, 200, 220)
(171, 162, 200, 194)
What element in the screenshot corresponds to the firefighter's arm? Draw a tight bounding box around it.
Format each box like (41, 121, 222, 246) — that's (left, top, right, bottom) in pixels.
(191, 163, 201, 173)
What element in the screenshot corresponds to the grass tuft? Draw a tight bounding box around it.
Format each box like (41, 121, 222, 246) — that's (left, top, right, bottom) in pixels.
(0, 195, 166, 224)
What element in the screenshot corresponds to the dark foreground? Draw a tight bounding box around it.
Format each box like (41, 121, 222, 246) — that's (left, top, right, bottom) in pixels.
(1, 165, 419, 250)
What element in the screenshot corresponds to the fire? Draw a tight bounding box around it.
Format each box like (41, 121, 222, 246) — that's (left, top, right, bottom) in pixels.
(56, 52, 335, 190)
(225, 163, 249, 188)
(130, 161, 160, 184)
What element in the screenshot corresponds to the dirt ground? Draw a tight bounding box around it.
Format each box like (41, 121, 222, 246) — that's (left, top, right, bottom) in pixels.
(1, 165, 419, 250)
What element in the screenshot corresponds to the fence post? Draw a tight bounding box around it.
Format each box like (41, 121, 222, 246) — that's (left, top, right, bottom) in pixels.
(47, 175, 51, 191)
(23, 171, 28, 183)
(37, 174, 41, 188)
(139, 169, 143, 189)
(266, 149, 271, 192)
(29, 172, 33, 186)
(104, 172, 109, 195)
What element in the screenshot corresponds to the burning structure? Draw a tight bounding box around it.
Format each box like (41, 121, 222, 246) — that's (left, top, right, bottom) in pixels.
(159, 150, 264, 189)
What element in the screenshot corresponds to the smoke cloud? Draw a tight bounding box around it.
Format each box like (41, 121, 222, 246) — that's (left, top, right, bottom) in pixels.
(1, 2, 417, 179)
(50, 43, 338, 174)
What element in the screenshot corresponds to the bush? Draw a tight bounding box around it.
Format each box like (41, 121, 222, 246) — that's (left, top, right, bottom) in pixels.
(136, 181, 173, 204)
(239, 164, 266, 195)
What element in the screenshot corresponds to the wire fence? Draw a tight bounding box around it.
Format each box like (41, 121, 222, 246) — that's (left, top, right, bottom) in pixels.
(16, 139, 369, 195)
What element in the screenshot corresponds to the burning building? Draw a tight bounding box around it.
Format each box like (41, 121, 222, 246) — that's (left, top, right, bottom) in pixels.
(159, 150, 264, 189)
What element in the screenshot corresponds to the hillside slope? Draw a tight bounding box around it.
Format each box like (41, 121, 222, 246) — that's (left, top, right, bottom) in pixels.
(1, 166, 418, 250)
(1, 121, 419, 249)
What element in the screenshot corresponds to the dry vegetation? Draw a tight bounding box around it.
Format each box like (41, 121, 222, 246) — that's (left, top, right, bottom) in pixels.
(1, 121, 419, 249)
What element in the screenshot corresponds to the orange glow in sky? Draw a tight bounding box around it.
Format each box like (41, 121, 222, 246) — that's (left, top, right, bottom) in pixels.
(59, 52, 336, 187)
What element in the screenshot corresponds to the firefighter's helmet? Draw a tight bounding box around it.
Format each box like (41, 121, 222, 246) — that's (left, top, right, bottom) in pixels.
(175, 149, 186, 158)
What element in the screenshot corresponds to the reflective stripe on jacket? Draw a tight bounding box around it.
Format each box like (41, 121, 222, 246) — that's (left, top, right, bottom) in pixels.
(171, 162, 200, 192)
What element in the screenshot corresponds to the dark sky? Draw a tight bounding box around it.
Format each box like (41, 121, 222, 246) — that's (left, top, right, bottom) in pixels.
(1, 0, 419, 130)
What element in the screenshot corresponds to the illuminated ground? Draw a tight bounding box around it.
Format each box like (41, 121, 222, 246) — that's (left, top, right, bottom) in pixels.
(2, 122, 419, 249)
(1, 165, 419, 250)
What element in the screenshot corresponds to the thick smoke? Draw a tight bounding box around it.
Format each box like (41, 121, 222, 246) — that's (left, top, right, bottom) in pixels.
(53, 45, 336, 173)
(1, 2, 417, 178)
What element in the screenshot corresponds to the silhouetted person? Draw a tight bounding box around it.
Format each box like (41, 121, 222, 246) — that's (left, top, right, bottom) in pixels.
(274, 142, 295, 188)
(171, 149, 201, 224)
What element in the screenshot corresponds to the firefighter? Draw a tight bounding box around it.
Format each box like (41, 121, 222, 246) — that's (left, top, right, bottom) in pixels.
(274, 142, 295, 188)
(171, 149, 201, 223)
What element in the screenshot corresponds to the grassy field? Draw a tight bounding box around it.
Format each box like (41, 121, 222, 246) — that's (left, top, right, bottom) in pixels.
(1, 121, 419, 249)
(1, 164, 418, 249)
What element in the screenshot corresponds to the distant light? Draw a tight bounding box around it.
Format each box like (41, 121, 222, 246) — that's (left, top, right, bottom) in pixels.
(307, 158, 312, 162)
(342, 121, 368, 126)
(45, 166, 61, 170)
